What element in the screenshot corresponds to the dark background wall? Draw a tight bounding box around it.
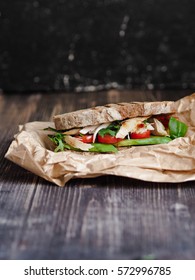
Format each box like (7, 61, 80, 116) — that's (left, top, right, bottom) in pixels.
(1, 0, 195, 92)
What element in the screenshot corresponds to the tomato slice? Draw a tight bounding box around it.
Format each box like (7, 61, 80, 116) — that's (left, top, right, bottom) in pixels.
(76, 135, 93, 143)
(97, 134, 123, 144)
(130, 130, 151, 139)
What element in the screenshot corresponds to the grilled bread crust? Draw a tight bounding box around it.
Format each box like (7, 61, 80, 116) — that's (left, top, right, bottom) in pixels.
(53, 101, 176, 130)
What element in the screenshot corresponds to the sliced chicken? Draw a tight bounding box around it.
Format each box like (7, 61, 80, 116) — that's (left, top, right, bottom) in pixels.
(115, 117, 148, 139)
(152, 118, 169, 136)
(64, 135, 93, 151)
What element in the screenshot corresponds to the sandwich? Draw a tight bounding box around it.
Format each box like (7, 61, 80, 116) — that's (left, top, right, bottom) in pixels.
(47, 100, 188, 153)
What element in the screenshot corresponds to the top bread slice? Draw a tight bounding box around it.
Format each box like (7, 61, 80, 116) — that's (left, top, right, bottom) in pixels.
(53, 101, 176, 130)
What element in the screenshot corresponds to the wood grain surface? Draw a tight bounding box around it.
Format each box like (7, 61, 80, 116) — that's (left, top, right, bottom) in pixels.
(0, 89, 195, 260)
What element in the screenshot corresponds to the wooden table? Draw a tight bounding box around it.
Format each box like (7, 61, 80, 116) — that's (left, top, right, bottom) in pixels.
(1, 89, 195, 260)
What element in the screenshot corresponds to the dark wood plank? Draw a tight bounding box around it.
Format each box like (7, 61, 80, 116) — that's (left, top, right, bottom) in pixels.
(0, 89, 195, 260)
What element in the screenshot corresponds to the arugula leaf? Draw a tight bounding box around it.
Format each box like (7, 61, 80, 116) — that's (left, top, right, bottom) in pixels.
(48, 133, 66, 152)
(168, 117, 188, 139)
(54, 139, 65, 152)
(98, 128, 116, 137)
(98, 121, 121, 137)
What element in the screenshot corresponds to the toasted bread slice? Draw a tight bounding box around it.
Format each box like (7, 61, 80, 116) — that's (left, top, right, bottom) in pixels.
(53, 101, 176, 130)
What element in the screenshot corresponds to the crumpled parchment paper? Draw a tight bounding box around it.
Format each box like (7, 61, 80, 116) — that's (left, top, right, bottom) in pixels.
(5, 93, 195, 186)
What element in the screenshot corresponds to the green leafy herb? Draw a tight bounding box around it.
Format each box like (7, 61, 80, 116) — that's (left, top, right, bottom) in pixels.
(168, 117, 188, 139)
(98, 121, 121, 137)
(98, 128, 116, 137)
(48, 133, 66, 152)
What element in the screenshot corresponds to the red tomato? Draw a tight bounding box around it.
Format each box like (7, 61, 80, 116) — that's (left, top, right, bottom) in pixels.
(130, 130, 151, 139)
(155, 114, 171, 128)
(97, 134, 123, 144)
(76, 135, 93, 143)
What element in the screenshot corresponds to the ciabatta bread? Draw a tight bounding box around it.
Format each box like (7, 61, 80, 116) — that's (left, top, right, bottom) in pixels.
(53, 101, 176, 130)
